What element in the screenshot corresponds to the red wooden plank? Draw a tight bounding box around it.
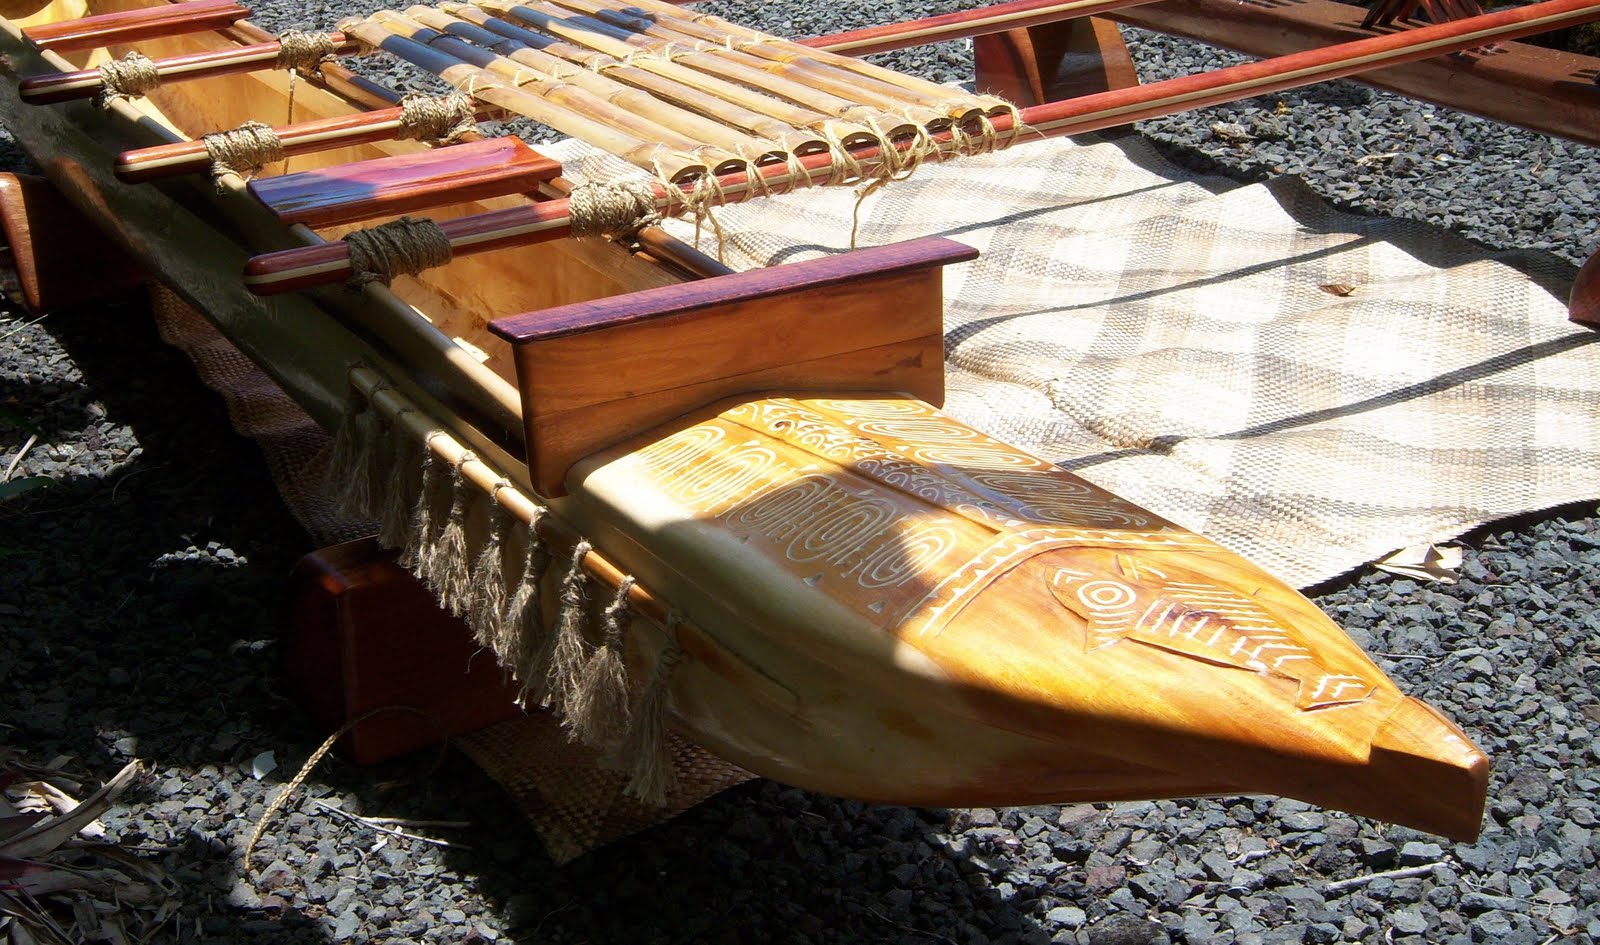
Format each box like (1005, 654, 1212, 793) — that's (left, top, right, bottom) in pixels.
(247, 137, 561, 228)
(24, 0, 250, 53)
(489, 236, 979, 344)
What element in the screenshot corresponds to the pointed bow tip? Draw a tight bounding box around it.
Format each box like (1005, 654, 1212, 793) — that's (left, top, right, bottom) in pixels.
(1362, 696, 1490, 842)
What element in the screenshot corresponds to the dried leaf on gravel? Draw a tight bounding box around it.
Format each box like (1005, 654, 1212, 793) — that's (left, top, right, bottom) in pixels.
(0, 758, 174, 945)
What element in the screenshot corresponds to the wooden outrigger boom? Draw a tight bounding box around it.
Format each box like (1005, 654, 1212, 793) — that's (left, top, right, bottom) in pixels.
(9, 0, 1580, 841)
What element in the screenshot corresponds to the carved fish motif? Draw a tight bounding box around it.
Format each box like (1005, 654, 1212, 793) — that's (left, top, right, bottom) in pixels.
(1049, 553, 1375, 710)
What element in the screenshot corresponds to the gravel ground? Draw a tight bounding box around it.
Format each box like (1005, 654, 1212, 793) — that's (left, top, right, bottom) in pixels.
(3, 2, 1599, 944)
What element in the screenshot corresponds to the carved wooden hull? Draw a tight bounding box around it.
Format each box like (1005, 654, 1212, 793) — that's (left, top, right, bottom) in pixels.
(0, 0, 1488, 839)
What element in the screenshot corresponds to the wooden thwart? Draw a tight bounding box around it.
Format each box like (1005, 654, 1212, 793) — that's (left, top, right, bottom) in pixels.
(249, 137, 561, 227)
(22, 0, 249, 52)
(490, 236, 976, 495)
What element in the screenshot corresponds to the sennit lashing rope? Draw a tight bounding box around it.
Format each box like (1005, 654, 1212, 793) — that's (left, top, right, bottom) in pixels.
(96, 52, 159, 109)
(396, 91, 479, 143)
(201, 121, 286, 191)
(274, 30, 340, 170)
(344, 216, 454, 287)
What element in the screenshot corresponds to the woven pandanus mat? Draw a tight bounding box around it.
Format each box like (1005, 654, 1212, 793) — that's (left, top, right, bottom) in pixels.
(148, 285, 753, 861)
(545, 133, 1598, 587)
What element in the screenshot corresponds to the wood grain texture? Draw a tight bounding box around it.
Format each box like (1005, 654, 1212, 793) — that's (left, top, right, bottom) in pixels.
(493, 237, 975, 494)
(973, 16, 1139, 105)
(1572, 246, 1600, 327)
(22, 0, 247, 51)
(20, 32, 359, 104)
(248, 137, 560, 227)
(286, 538, 522, 765)
(568, 393, 1489, 839)
(802, 0, 1159, 57)
(0, 173, 143, 312)
(1115, 0, 1600, 147)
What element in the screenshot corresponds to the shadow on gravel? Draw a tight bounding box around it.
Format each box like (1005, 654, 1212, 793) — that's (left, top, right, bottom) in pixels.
(4, 299, 1055, 944)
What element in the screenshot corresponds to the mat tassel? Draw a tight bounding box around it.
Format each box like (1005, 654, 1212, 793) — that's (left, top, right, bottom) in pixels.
(378, 415, 418, 550)
(326, 386, 373, 517)
(431, 452, 477, 615)
(567, 575, 636, 747)
(467, 487, 511, 647)
(621, 631, 685, 806)
(505, 508, 553, 703)
(542, 540, 594, 709)
(402, 436, 447, 577)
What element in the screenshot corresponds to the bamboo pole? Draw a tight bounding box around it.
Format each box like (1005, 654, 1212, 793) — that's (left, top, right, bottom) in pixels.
(598, 0, 1006, 117)
(244, 0, 1600, 294)
(435, 2, 835, 154)
(477, 0, 922, 138)
(338, 15, 710, 182)
(396, 5, 789, 162)
(542, 0, 960, 123)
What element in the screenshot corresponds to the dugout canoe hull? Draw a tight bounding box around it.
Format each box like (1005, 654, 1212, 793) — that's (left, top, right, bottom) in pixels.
(0, 0, 1489, 840)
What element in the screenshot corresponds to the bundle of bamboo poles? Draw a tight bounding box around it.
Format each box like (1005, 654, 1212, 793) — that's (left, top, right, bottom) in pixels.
(337, 0, 1017, 185)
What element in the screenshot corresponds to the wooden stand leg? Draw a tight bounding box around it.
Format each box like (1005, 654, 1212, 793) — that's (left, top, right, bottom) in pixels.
(973, 16, 1140, 107)
(1572, 246, 1600, 328)
(0, 173, 144, 314)
(285, 538, 523, 764)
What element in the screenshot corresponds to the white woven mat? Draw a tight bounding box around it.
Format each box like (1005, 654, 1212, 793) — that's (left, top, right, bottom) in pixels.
(552, 134, 1598, 587)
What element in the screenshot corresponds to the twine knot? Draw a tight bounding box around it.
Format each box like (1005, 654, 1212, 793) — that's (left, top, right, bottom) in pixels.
(96, 52, 159, 108)
(344, 216, 453, 287)
(568, 180, 662, 240)
(201, 120, 285, 190)
(396, 92, 478, 144)
(275, 30, 339, 72)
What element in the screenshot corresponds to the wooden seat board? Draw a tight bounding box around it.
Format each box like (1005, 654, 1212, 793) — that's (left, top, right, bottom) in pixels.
(248, 137, 561, 228)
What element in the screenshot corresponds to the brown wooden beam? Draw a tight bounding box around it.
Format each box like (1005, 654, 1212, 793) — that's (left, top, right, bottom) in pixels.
(1112, 0, 1600, 148)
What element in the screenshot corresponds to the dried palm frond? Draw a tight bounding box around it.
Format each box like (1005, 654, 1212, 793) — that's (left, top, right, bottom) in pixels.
(0, 757, 175, 945)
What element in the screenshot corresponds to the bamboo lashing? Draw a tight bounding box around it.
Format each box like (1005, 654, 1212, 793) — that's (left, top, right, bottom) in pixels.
(377, 7, 789, 163)
(113, 0, 1144, 182)
(338, 15, 719, 182)
(243, 0, 1600, 294)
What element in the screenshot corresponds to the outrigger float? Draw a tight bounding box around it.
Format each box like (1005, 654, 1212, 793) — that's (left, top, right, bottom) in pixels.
(7, 0, 1592, 841)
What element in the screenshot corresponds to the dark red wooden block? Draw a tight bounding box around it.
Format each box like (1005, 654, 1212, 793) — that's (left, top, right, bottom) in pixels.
(248, 137, 561, 228)
(285, 538, 522, 765)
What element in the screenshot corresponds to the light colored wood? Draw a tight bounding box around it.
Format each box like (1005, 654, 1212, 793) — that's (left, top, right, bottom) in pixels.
(0, 0, 1496, 841)
(569, 392, 1489, 840)
(492, 237, 970, 494)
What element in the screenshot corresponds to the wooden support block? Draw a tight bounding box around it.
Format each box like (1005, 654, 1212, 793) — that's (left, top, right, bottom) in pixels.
(975, 16, 1140, 106)
(285, 538, 522, 765)
(248, 138, 561, 228)
(22, 0, 250, 53)
(0, 173, 144, 313)
(1572, 246, 1600, 328)
(490, 236, 977, 496)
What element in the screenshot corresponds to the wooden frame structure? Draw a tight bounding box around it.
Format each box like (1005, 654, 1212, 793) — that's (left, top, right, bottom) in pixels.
(4, 0, 1593, 840)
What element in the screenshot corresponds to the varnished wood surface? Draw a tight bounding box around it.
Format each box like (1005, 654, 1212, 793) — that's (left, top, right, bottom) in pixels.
(20, 32, 359, 104)
(248, 137, 561, 227)
(494, 237, 973, 494)
(1572, 246, 1600, 327)
(22, 0, 246, 51)
(0, 172, 144, 311)
(1116, 0, 1600, 147)
(569, 393, 1489, 840)
(802, 0, 1158, 56)
(973, 16, 1139, 105)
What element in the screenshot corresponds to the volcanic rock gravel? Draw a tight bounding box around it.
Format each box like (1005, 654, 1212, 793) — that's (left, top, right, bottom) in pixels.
(2, 1, 1598, 943)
